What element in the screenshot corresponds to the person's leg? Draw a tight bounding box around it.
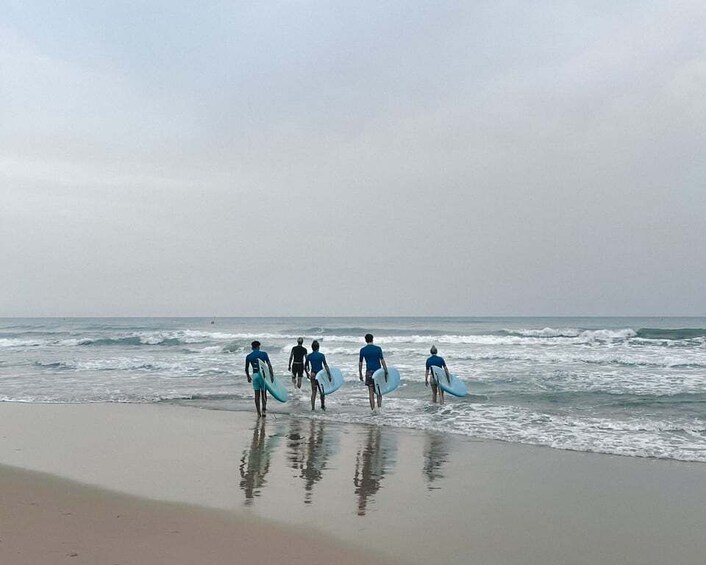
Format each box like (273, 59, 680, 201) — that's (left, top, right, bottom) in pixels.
(431, 382, 438, 403)
(320, 389, 326, 410)
(261, 389, 267, 415)
(439, 388, 445, 405)
(254, 390, 261, 417)
(310, 377, 317, 410)
(365, 371, 376, 410)
(376, 392, 382, 408)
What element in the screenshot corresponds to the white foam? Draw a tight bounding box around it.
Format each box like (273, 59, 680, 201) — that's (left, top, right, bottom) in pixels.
(0, 338, 45, 347)
(507, 327, 581, 338)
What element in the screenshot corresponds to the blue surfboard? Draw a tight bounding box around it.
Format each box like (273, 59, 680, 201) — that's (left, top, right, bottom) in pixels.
(431, 366, 467, 397)
(315, 366, 344, 396)
(259, 359, 288, 403)
(372, 366, 400, 396)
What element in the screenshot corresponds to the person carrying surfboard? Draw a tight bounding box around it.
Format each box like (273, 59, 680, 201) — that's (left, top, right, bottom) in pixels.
(359, 333, 388, 412)
(288, 337, 307, 390)
(425, 345, 448, 405)
(305, 340, 329, 411)
(245, 340, 273, 417)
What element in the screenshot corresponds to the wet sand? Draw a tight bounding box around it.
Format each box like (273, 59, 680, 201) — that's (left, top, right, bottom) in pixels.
(1, 402, 705, 564)
(0, 464, 387, 565)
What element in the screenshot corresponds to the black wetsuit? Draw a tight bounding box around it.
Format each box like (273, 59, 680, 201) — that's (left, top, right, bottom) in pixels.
(290, 345, 307, 378)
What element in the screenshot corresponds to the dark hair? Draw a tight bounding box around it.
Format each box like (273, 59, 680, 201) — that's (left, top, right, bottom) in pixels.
(311, 340, 320, 351)
(297, 337, 303, 344)
(365, 333, 374, 343)
(430, 345, 438, 355)
(251, 340, 261, 349)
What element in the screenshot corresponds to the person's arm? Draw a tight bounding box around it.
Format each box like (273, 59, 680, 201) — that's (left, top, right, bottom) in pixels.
(245, 359, 251, 383)
(381, 357, 388, 376)
(323, 358, 331, 380)
(358, 351, 364, 381)
(425, 361, 430, 387)
(288, 348, 293, 370)
(262, 353, 273, 378)
(444, 362, 450, 378)
(305, 355, 311, 376)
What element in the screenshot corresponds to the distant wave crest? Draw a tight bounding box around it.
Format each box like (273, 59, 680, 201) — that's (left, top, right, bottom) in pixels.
(636, 328, 706, 341)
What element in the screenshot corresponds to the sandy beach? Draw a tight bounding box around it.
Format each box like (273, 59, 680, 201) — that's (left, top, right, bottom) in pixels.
(1, 402, 705, 564)
(0, 464, 386, 565)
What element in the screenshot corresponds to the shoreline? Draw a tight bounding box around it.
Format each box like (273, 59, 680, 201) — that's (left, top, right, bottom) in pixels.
(2, 402, 706, 564)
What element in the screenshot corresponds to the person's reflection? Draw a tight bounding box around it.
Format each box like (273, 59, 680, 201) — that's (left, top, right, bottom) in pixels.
(287, 418, 306, 473)
(239, 418, 273, 505)
(287, 418, 338, 504)
(354, 426, 392, 516)
(301, 419, 335, 503)
(423, 432, 450, 490)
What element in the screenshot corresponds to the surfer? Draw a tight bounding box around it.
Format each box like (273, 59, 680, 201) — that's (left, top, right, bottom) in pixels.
(305, 340, 329, 411)
(359, 333, 387, 411)
(288, 337, 308, 389)
(425, 345, 448, 404)
(245, 341, 273, 417)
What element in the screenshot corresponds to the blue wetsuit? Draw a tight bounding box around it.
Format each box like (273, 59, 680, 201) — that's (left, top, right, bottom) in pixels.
(426, 354, 446, 384)
(306, 351, 327, 375)
(426, 354, 446, 369)
(359, 344, 384, 385)
(245, 349, 270, 391)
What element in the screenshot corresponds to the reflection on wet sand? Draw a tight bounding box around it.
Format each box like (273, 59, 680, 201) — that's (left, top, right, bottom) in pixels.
(238, 416, 403, 514)
(423, 431, 450, 490)
(354, 425, 397, 516)
(287, 418, 339, 503)
(239, 418, 278, 505)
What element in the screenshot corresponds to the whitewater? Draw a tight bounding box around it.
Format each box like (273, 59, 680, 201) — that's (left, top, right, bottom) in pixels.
(1, 317, 705, 462)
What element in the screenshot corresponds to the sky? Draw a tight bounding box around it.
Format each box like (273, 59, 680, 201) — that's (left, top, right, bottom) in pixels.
(1, 1, 705, 317)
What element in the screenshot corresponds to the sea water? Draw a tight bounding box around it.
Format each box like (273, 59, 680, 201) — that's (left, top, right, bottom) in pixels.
(1, 317, 705, 462)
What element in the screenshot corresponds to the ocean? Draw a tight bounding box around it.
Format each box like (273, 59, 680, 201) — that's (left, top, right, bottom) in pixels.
(1, 317, 705, 463)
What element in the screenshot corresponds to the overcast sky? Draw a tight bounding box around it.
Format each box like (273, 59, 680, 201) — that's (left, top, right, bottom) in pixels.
(1, 1, 705, 317)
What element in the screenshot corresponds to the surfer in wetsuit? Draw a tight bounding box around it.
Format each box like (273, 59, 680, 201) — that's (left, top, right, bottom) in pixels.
(245, 340, 273, 417)
(305, 340, 329, 411)
(288, 337, 307, 389)
(359, 333, 387, 412)
(425, 345, 448, 405)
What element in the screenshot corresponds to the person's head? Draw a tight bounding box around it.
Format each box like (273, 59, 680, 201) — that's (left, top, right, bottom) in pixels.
(365, 333, 374, 343)
(297, 337, 303, 345)
(311, 340, 320, 351)
(430, 345, 438, 355)
(251, 340, 261, 350)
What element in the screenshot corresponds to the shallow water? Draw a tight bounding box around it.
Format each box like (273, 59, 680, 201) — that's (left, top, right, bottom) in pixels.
(1, 316, 705, 461)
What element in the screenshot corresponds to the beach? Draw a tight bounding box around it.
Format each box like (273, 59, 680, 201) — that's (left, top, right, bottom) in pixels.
(4, 0, 705, 559)
(4, 317, 706, 463)
(0, 464, 385, 565)
(1, 402, 705, 564)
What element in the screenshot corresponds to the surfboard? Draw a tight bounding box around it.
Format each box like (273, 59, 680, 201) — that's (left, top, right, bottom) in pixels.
(259, 359, 288, 403)
(372, 366, 400, 396)
(431, 365, 467, 397)
(315, 366, 344, 396)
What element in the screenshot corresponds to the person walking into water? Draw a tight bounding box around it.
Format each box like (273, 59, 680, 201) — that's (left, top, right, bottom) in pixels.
(305, 340, 329, 411)
(288, 337, 307, 389)
(425, 345, 449, 405)
(359, 333, 387, 411)
(245, 340, 273, 417)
